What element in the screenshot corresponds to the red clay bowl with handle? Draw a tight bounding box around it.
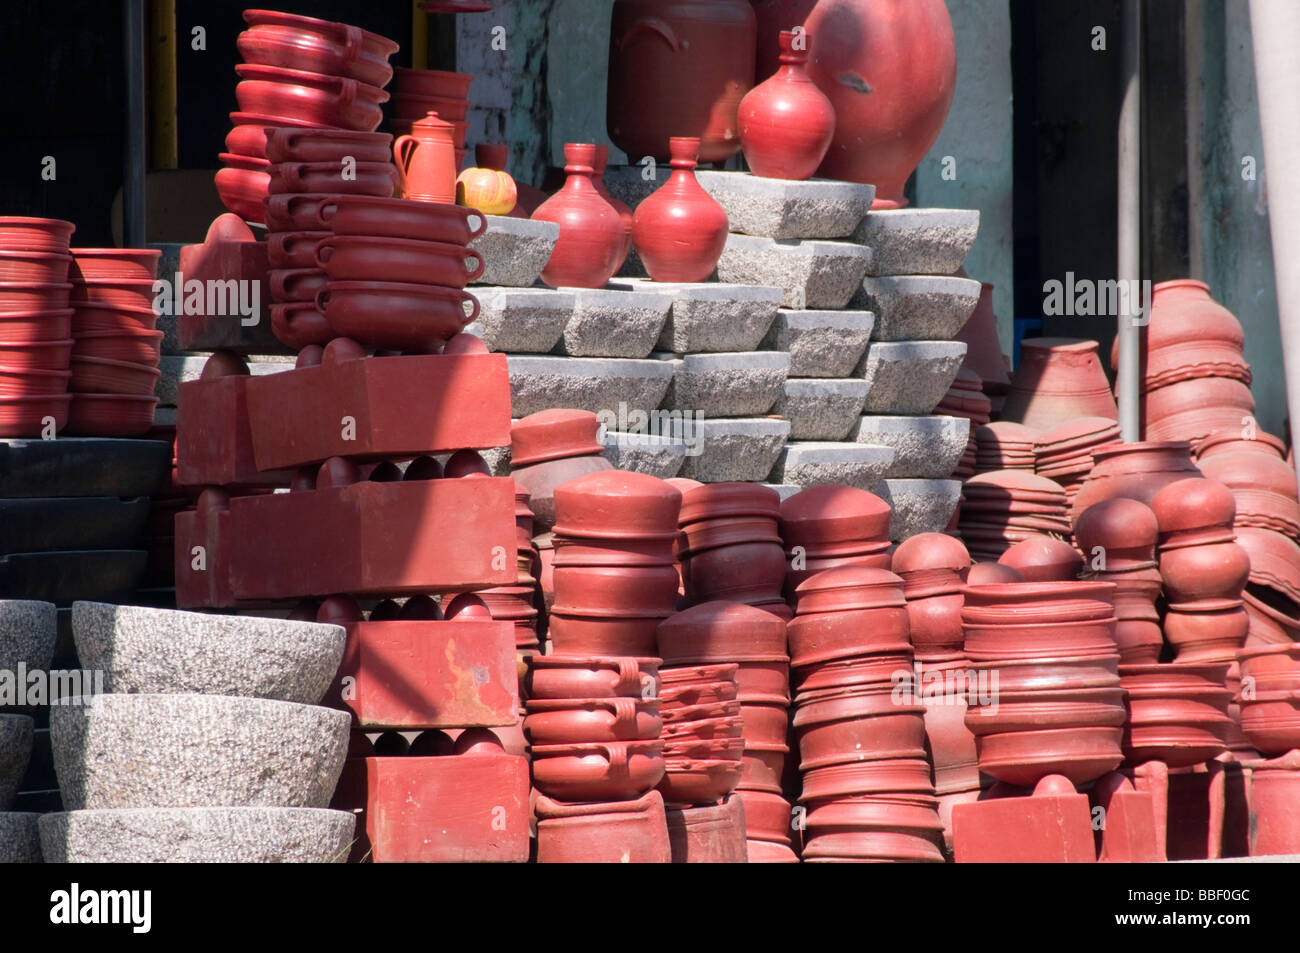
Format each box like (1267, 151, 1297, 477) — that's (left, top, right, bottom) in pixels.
(239, 9, 398, 88)
(317, 193, 486, 244)
(315, 234, 484, 287)
(524, 654, 660, 701)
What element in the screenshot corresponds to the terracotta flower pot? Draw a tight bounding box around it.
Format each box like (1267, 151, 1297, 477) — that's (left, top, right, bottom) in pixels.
(657, 601, 789, 665)
(316, 280, 477, 351)
(964, 687, 1128, 735)
(234, 64, 388, 131)
(606, 0, 755, 163)
(315, 235, 484, 287)
(530, 740, 665, 802)
(738, 30, 835, 181)
(264, 127, 394, 164)
(0, 394, 70, 436)
(632, 137, 729, 283)
(525, 654, 661, 700)
(524, 698, 663, 745)
(532, 143, 625, 289)
(238, 9, 398, 88)
(1001, 337, 1119, 431)
(0, 216, 76, 252)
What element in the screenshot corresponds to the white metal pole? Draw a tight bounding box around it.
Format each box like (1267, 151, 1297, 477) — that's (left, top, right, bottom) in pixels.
(1117, 0, 1142, 442)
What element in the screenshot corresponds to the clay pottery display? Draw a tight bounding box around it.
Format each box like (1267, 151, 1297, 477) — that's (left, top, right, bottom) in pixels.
(606, 0, 756, 163)
(530, 740, 666, 801)
(268, 160, 399, 197)
(265, 127, 393, 164)
(238, 9, 398, 87)
(315, 235, 484, 287)
(552, 470, 682, 539)
(317, 194, 486, 244)
(738, 30, 835, 180)
(801, 794, 945, 863)
(548, 612, 664, 658)
(0, 217, 76, 252)
(214, 164, 272, 223)
(532, 143, 625, 289)
(524, 698, 663, 745)
(1001, 338, 1118, 431)
(658, 759, 746, 806)
(1071, 441, 1201, 525)
(891, 532, 970, 595)
(234, 64, 387, 131)
(315, 280, 477, 351)
(657, 601, 788, 665)
(790, 566, 905, 615)
(65, 394, 156, 436)
(793, 687, 928, 769)
(72, 249, 161, 282)
(526, 655, 661, 701)
(682, 541, 786, 605)
(905, 592, 965, 657)
(996, 536, 1084, 582)
(1123, 279, 1248, 386)
(631, 137, 729, 282)
(392, 112, 459, 203)
(477, 143, 547, 218)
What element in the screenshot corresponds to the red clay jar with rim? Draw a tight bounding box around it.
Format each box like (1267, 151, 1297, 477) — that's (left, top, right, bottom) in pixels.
(315, 235, 484, 287)
(238, 9, 398, 88)
(530, 740, 665, 801)
(631, 137, 729, 283)
(680, 481, 781, 525)
(791, 566, 906, 615)
(793, 652, 914, 695)
(681, 539, 786, 605)
(996, 536, 1084, 582)
(525, 654, 661, 700)
(1074, 497, 1159, 569)
(738, 30, 835, 180)
(1158, 542, 1251, 604)
(656, 601, 789, 665)
(1163, 603, 1250, 661)
(524, 698, 663, 745)
(0, 283, 71, 312)
(1071, 441, 1202, 524)
(393, 112, 458, 204)
(0, 394, 70, 436)
(1150, 477, 1238, 547)
(591, 145, 632, 268)
(606, 0, 755, 163)
(0, 365, 70, 397)
(532, 143, 625, 289)
(552, 469, 682, 539)
(1143, 378, 1257, 443)
(1236, 692, 1300, 754)
(1238, 643, 1300, 680)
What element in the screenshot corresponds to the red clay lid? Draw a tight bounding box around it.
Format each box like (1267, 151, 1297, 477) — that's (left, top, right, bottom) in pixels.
(779, 485, 891, 546)
(679, 482, 781, 525)
(656, 601, 788, 664)
(510, 408, 604, 467)
(891, 532, 970, 575)
(552, 470, 682, 538)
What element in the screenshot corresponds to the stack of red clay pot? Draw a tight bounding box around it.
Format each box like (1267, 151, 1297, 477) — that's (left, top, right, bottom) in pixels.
(779, 485, 893, 601)
(219, 9, 397, 225)
(957, 470, 1071, 562)
(67, 247, 163, 436)
(1196, 430, 1300, 542)
(1034, 416, 1121, 508)
(1113, 280, 1255, 444)
(678, 483, 789, 618)
(390, 68, 471, 167)
(1002, 337, 1118, 432)
(890, 533, 980, 847)
(962, 580, 1126, 789)
(1075, 497, 1164, 665)
(973, 421, 1037, 474)
(659, 601, 790, 862)
(788, 567, 943, 862)
(1236, 644, 1300, 758)
(935, 367, 988, 481)
(0, 217, 76, 436)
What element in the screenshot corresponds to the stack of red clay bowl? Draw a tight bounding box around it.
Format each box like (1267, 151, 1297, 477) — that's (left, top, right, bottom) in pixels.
(962, 580, 1126, 790)
(219, 9, 397, 225)
(958, 470, 1071, 562)
(658, 601, 793, 862)
(549, 470, 682, 659)
(935, 367, 989, 480)
(891, 534, 981, 846)
(1196, 430, 1300, 541)
(1034, 416, 1122, 509)
(997, 535, 1084, 583)
(390, 69, 472, 169)
(1235, 644, 1300, 758)
(0, 217, 76, 435)
(778, 485, 892, 604)
(524, 654, 670, 862)
(66, 247, 163, 435)
(1075, 498, 1164, 664)
(974, 421, 1038, 474)
(678, 482, 788, 618)
(1119, 662, 1233, 771)
(787, 568, 943, 862)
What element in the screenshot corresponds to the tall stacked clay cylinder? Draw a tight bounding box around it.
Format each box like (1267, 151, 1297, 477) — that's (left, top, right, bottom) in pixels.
(40, 603, 353, 862)
(528, 471, 678, 863)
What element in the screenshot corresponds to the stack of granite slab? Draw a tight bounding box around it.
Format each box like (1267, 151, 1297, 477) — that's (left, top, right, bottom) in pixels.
(39, 602, 355, 862)
(0, 600, 57, 862)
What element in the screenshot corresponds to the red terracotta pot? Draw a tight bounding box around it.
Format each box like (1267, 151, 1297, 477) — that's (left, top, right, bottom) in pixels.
(68, 278, 156, 311)
(214, 165, 271, 224)
(974, 725, 1124, 787)
(0, 394, 70, 436)
(802, 828, 945, 863)
(1144, 378, 1257, 443)
(963, 618, 1118, 661)
(551, 469, 683, 538)
(548, 611, 663, 658)
(682, 539, 786, 604)
(524, 698, 663, 745)
(965, 687, 1128, 735)
(794, 688, 928, 769)
(267, 160, 399, 197)
(739, 742, 788, 793)
(734, 661, 791, 705)
(798, 758, 934, 800)
(65, 394, 156, 436)
(1002, 337, 1118, 432)
(270, 301, 332, 350)
(606, 0, 755, 163)
(960, 596, 1116, 626)
(316, 280, 476, 351)
(534, 789, 672, 863)
(739, 30, 835, 180)
(780, 484, 892, 552)
(532, 143, 625, 289)
(238, 9, 398, 88)
(996, 536, 1084, 582)
(264, 127, 393, 164)
(657, 601, 789, 665)
(316, 193, 487, 244)
(0, 282, 72, 312)
(551, 531, 675, 569)
(1237, 691, 1300, 755)
(1151, 476, 1239, 547)
(783, 550, 893, 596)
(732, 702, 785, 748)
(516, 458, 615, 535)
(791, 567, 906, 615)
(661, 699, 742, 725)
(525, 654, 661, 700)
(906, 592, 965, 655)
(234, 64, 388, 131)
(1248, 755, 1300, 857)
(787, 607, 910, 668)
(0, 309, 73, 343)
(552, 564, 681, 617)
(659, 663, 739, 686)
(659, 680, 739, 709)
(892, 532, 970, 576)
(0, 216, 76, 252)
(1074, 497, 1159, 570)
(393, 67, 473, 98)
(734, 789, 794, 846)
(1114, 618, 1163, 664)
(266, 230, 329, 270)
(631, 137, 729, 283)
(315, 235, 484, 287)
(71, 305, 155, 336)
(680, 481, 782, 525)
(0, 365, 69, 397)
(793, 653, 913, 695)
(1158, 541, 1250, 603)
(658, 759, 745, 806)
(589, 146, 632, 267)
(1072, 440, 1202, 525)
(1239, 643, 1300, 680)
(971, 655, 1120, 694)
(530, 740, 666, 802)
(68, 356, 160, 396)
(0, 251, 72, 283)
(0, 339, 73, 371)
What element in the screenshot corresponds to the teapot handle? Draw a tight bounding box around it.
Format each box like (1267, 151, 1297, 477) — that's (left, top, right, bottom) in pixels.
(393, 135, 417, 189)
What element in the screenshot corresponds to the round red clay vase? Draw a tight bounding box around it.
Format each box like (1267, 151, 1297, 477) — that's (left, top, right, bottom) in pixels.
(631, 137, 729, 283)
(1158, 541, 1251, 603)
(1150, 477, 1238, 547)
(738, 30, 836, 180)
(532, 142, 625, 289)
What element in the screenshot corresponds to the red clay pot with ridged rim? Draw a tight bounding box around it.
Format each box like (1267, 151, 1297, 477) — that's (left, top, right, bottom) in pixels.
(739, 30, 835, 180)
(891, 532, 970, 577)
(680, 481, 782, 525)
(965, 687, 1128, 735)
(532, 142, 625, 289)
(552, 469, 682, 539)
(737, 788, 795, 845)
(632, 137, 728, 283)
(552, 563, 681, 617)
(906, 592, 965, 655)
(316, 280, 477, 351)
(682, 540, 786, 605)
(971, 655, 1120, 694)
(238, 8, 398, 88)
(69, 248, 160, 282)
(791, 566, 906, 615)
(793, 652, 914, 695)
(547, 612, 663, 658)
(657, 601, 789, 664)
(973, 725, 1123, 787)
(733, 662, 791, 705)
(1072, 441, 1203, 524)
(1245, 753, 1300, 856)
(0, 339, 74, 371)
(780, 484, 892, 552)
(963, 618, 1118, 661)
(794, 688, 928, 769)
(798, 758, 935, 800)
(1163, 603, 1249, 661)
(740, 743, 788, 793)
(235, 65, 388, 131)
(1239, 643, 1300, 680)
(658, 759, 745, 806)
(1236, 691, 1300, 755)
(524, 697, 663, 744)
(525, 654, 661, 700)
(1158, 542, 1250, 603)
(787, 608, 910, 668)
(1001, 337, 1118, 431)
(530, 740, 666, 801)
(0, 251, 72, 283)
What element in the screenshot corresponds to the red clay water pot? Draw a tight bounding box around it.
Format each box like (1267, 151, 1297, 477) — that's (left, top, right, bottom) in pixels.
(632, 137, 729, 283)
(548, 611, 664, 658)
(0, 282, 72, 312)
(787, 608, 910, 668)
(511, 409, 605, 467)
(239, 9, 398, 87)
(264, 127, 393, 164)
(1072, 440, 1202, 524)
(892, 533, 970, 587)
(1151, 477, 1238, 548)
(65, 394, 156, 436)
(266, 231, 329, 270)
(534, 789, 672, 863)
(317, 194, 486, 244)
(799, 758, 935, 800)
(315, 235, 484, 287)
(0, 251, 72, 283)
(525, 698, 663, 745)
(68, 356, 160, 396)
(739, 30, 835, 181)
(0, 365, 69, 397)
(606, 0, 755, 163)
(0, 216, 76, 252)
(1237, 691, 1300, 755)
(1158, 542, 1250, 603)
(794, 688, 928, 769)
(552, 469, 683, 538)
(997, 536, 1084, 582)
(552, 564, 681, 617)
(780, 484, 891, 553)
(531, 740, 666, 801)
(0, 338, 73, 371)
(532, 143, 625, 289)
(975, 725, 1124, 787)
(657, 601, 789, 665)
(0, 309, 73, 344)
(525, 655, 661, 700)
(234, 64, 387, 131)
(1074, 497, 1159, 570)
(268, 160, 399, 196)
(316, 280, 476, 351)
(659, 759, 746, 807)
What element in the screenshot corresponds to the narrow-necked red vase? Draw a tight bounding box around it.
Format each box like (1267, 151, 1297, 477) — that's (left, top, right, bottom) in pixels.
(631, 137, 729, 283)
(738, 30, 836, 180)
(592, 145, 633, 270)
(531, 143, 626, 289)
